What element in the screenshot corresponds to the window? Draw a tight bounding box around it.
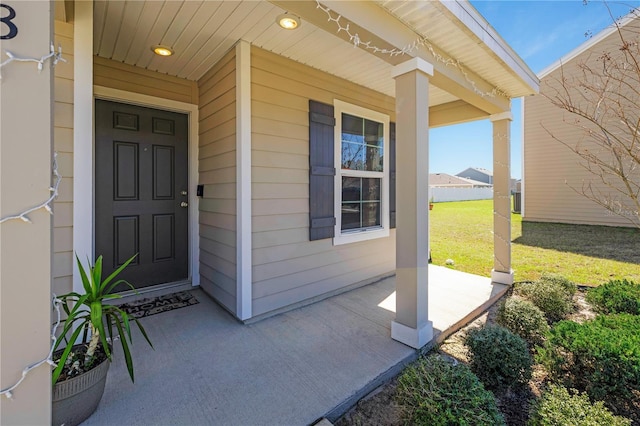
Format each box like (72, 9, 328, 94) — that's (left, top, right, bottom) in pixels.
(334, 100, 389, 245)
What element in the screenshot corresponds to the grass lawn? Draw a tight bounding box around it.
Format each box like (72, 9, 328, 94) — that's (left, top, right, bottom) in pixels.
(429, 199, 640, 286)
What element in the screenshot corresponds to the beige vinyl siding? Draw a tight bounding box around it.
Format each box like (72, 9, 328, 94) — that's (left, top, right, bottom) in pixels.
(251, 47, 396, 316)
(53, 20, 74, 296)
(523, 26, 637, 227)
(94, 56, 198, 104)
(197, 49, 237, 314)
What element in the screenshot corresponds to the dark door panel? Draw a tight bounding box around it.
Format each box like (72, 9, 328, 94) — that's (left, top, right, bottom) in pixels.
(95, 100, 189, 290)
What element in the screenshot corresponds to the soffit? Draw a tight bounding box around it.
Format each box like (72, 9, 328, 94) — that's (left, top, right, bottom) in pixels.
(378, 0, 538, 98)
(92, 1, 533, 110)
(93, 0, 459, 107)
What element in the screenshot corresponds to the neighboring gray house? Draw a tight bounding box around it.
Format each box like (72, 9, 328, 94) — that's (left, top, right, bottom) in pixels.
(429, 173, 492, 188)
(456, 167, 493, 184)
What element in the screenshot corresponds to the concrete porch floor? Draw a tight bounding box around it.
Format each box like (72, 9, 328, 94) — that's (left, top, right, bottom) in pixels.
(82, 265, 507, 426)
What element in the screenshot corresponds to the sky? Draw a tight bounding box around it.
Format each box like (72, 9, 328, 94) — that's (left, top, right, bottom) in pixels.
(429, 0, 640, 179)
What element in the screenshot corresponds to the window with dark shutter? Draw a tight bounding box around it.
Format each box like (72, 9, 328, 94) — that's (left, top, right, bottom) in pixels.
(309, 100, 336, 241)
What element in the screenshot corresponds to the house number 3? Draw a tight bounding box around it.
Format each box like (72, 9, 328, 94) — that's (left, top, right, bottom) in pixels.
(0, 4, 18, 40)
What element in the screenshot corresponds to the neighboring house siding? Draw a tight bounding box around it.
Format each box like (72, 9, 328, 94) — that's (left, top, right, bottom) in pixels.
(197, 49, 238, 314)
(250, 47, 396, 316)
(456, 168, 492, 185)
(94, 56, 198, 104)
(523, 26, 635, 227)
(53, 20, 74, 297)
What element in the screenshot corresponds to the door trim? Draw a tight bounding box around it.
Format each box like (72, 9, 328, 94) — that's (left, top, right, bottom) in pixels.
(76, 86, 200, 292)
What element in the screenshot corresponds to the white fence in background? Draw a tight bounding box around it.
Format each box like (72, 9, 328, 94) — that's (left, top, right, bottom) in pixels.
(430, 186, 493, 202)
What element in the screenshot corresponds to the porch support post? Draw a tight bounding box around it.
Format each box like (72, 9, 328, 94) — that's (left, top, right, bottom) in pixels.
(0, 1, 53, 423)
(490, 112, 514, 285)
(391, 58, 434, 349)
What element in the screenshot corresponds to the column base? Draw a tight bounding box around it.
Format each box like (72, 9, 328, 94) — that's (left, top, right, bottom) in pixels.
(491, 269, 514, 285)
(391, 320, 433, 349)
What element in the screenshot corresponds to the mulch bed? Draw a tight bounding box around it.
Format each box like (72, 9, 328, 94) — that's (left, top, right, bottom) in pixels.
(336, 287, 596, 426)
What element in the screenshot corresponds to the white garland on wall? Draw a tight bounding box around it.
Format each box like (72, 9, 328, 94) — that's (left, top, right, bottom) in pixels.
(0, 43, 66, 79)
(0, 152, 61, 224)
(0, 295, 61, 399)
(0, 41, 67, 399)
(315, 1, 508, 99)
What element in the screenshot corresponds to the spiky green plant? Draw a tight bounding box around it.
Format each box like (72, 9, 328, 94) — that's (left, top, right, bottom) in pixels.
(52, 254, 152, 384)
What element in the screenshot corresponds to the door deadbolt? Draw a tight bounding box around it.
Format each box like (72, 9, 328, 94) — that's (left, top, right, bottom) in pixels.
(181, 191, 188, 196)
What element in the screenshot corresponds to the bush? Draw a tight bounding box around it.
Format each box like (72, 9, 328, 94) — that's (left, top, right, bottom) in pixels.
(529, 384, 631, 426)
(465, 324, 532, 391)
(516, 274, 576, 322)
(536, 314, 640, 419)
(396, 355, 505, 426)
(497, 297, 550, 348)
(586, 279, 640, 315)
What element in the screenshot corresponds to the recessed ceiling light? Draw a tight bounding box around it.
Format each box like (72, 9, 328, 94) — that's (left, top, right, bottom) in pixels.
(276, 13, 300, 30)
(151, 45, 174, 56)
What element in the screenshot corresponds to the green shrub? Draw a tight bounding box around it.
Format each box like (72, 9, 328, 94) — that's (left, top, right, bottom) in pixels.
(497, 297, 550, 347)
(586, 279, 640, 315)
(465, 324, 532, 390)
(516, 273, 576, 322)
(529, 384, 631, 426)
(396, 355, 505, 426)
(536, 314, 640, 418)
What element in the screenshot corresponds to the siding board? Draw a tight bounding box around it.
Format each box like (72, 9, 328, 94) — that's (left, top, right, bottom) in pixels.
(523, 25, 638, 228)
(250, 47, 396, 315)
(52, 20, 75, 297)
(197, 48, 238, 314)
(94, 56, 198, 104)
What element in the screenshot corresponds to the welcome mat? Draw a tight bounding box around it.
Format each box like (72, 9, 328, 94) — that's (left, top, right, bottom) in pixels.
(119, 291, 199, 319)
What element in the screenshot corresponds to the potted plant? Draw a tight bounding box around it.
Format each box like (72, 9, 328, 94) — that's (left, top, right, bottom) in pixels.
(51, 254, 152, 426)
(429, 197, 434, 210)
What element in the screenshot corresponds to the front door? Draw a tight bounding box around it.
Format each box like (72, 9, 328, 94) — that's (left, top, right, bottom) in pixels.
(95, 100, 189, 290)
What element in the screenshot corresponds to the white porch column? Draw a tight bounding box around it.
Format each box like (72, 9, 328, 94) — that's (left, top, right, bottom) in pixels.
(490, 112, 514, 285)
(0, 1, 53, 423)
(391, 58, 434, 349)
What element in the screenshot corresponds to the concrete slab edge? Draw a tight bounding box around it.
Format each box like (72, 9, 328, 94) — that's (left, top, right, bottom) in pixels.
(434, 283, 510, 345)
(321, 283, 511, 424)
(322, 348, 422, 424)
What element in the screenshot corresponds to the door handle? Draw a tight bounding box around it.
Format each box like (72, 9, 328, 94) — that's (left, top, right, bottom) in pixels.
(180, 202, 188, 208)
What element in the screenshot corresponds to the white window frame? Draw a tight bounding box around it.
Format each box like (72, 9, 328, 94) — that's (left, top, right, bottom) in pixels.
(333, 100, 390, 245)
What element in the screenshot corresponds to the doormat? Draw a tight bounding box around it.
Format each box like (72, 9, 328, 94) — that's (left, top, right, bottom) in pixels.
(118, 291, 199, 319)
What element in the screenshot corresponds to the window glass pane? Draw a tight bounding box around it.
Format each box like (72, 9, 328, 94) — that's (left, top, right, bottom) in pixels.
(342, 177, 361, 202)
(341, 203, 361, 230)
(362, 202, 381, 227)
(361, 178, 380, 201)
(341, 142, 365, 170)
(365, 146, 383, 172)
(342, 113, 363, 136)
(364, 119, 383, 148)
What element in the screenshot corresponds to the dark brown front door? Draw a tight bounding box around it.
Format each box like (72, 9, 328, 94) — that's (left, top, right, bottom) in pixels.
(95, 100, 188, 290)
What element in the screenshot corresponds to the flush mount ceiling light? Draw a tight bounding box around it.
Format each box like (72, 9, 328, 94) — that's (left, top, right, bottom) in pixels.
(276, 13, 301, 30)
(151, 45, 174, 56)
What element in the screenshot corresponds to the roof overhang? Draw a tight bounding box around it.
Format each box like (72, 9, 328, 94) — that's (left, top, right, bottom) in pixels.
(89, 0, 538, 124)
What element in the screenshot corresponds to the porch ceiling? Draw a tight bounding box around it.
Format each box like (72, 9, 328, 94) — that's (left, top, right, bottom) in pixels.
(93, 0, 537, 112)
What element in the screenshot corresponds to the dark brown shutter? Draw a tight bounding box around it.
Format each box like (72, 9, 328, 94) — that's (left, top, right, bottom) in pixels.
(389, 122, 396, 229)
(309, 100, 336, 241)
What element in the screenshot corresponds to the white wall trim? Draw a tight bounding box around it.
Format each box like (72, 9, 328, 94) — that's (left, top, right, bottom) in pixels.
(391, 320, 433, 349)
(520, 98, 526, 217)
(391, 57, 434, 79)
(489, 111, 513, 122)
(73, 0, 94, 294)
(491, 269, 514, 285)
(90, 86, 201, 287)
(235, 40, 252, 320)
(332, 99, 390, 246)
